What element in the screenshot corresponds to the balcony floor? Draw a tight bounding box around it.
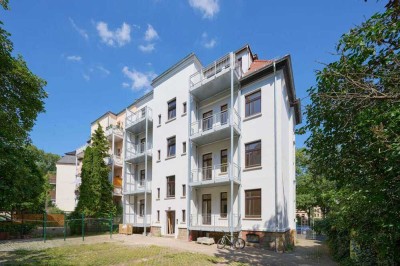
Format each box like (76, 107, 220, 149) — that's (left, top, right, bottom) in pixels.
(124, 189, 151, 195)
(126, 118, 152, 134)
(189, 225, 241, 232)
(190, 124, 240, 146)
(125, 154, 152, 164)
(189, 177, 240, 188)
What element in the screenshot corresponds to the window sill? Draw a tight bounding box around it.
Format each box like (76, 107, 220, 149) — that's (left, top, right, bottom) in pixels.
(165, 155, 176, 161)
(157, 124, 161, 128)
(180, 222, 186, 224)
(243, 217, 262, 221)
(180, 196, 186, 199)
(219, 217, 228, 220)
(156, 160, 161, 163)
(219, 172, 227, 176)
(181, 153, 186, 156)
(164, 197, 175, 200)
(165, 117, 176, 124)
(156, 198, 160, 201)
(243, 113, 262, 122)
(181, 113, 187, 117)
(243, 165, 262, 172)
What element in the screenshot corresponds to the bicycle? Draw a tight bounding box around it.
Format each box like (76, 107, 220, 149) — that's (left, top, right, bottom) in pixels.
(217, 231, 245, 249)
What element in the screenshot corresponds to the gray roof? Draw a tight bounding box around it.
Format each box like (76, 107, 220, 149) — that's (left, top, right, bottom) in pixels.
(57, 155, 76, 165)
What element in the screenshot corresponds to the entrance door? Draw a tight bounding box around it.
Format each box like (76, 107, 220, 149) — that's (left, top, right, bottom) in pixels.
(202, 153, 212, 181)
(202, 194, 211, 225)
(166, 211, 175, 235)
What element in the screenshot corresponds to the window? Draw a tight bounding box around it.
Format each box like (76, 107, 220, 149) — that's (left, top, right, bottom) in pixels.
(139, 199, 145, 217)
(167, 136, 176, 157)
(168, 99, 176, 120)
(182, 210, 186, 223)
(221, 104, 228, 125)
(182, 184, 186, 197)
(157, 150, 161, 161)
(140, 170, 145, 187)
(202, 110, 213, 131)
(245, 189, 261, 218)
(157, 210, 160, 222)
(220, 192, 227, 218)
(140, 138, 146, 153)
(158, 114, 161, 125)
(182, 142, 186, 154)
(167, 176, 175, 198)
(157, 188, 160, 199)
(221, 149, 228, 173)
(141, 108, 146, 118)
(245, 140, 261, 168)
(183, 102, 187, 114)
(245, 90, 261, 117)
(202, 153, 212, 181)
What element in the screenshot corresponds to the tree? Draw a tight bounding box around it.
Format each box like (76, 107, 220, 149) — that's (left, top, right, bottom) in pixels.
(0, 2, 48, 213)
(76, 124, 115, 217)
(303, 6, 400, 264)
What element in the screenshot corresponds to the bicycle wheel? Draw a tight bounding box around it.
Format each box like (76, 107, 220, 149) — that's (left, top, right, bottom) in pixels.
(235, 237, 246, 249)
(217, 237, 226, 249)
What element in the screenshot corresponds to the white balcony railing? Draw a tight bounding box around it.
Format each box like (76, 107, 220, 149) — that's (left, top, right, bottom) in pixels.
(113, 186, 122, 195)
(76, 143, 88, 156)
(124, 180, 152, 194)
(190, 109, 241, 136)
(105, 125, 123, 137)
(126, 106, 153, 129)
(190, 214, 240, 228)
(125, 214, 151, 226)
(105, 155, 123, 166)
(190, 163, 240, 184)
(126, 142, 152, 161)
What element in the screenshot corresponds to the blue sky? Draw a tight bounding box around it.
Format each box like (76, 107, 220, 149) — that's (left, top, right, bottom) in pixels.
(1, 0, 385, 155)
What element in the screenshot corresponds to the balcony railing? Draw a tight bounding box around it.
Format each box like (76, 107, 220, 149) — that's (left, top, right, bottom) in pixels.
(190, 109, 241, 136)
(76, 143, 89, 156)
(125, 214, 151, 226)
(105, 125, 123, 137)
(126, 142, 152, 161)
(124, 180, 152, 194)
(105, 155, 123, 166)
(190, 214, 240, 229)
(190, 163, 240, 184)
(113, 186, 122, 195)
(126, 107, 153, 129)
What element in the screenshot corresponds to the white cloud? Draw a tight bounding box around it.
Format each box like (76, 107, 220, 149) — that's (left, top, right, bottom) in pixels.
(96, 65, 110, 75)
(144, 24, 159, 41)
(69, 18, 89, 40)
(96, 21, 131, 47)
(122, 82, 130, 88)
(201, 32, 217, 49)
(189, 0, 220, 19)
(66, 55, 82, 62)
(122, 66, 157, 91)
(83, 74, 90, 81)
(138, 43, 155, 53)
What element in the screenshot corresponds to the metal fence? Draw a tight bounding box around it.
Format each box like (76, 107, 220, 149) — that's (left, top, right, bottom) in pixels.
(0, 212, 121, 242)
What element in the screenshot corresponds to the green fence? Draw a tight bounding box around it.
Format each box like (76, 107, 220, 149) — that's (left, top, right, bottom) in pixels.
(0, 212, 122, 242)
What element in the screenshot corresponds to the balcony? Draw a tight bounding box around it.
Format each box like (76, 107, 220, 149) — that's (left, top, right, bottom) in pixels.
(189, 214, 241, 232)
(189, 53, 243, 101)
(125, 143, 152, 164)
(125, 107, 153, 134)
(124, 180, 152, 195)
(76, 143, 88, 159)
(125, 214, 151, 227)
(113, 177, 122, 196)
(105, 155, 123, 167)
(190, 109, 241, 145)
(105, 125, 123, 141)
(190, 163, 241, 187)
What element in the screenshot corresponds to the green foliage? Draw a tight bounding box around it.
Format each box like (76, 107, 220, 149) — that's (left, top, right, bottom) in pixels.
(303, 7, 400, 265)
(75, 124, 115, 217)
(0, 222, 36, 235)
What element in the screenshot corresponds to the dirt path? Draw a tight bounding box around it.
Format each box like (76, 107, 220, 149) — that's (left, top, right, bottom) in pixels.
(0, 234, 337, 265)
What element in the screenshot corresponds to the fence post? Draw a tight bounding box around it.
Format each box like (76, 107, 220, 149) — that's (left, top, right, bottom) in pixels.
(82, 213, 85, 242)
(109, 214, 113, 239)
(63, 213, 66, 241)
(43, 212, 47, 243)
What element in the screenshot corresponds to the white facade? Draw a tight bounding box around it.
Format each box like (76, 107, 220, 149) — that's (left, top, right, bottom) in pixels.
(55, 159, 77, 212)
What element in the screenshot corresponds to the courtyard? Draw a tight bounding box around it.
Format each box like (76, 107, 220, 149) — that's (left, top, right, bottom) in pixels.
(0, 234, 336, 265)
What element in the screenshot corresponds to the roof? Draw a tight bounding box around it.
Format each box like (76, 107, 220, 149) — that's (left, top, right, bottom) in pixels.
(123, 90, 154, 114)
(240, 54, 302, 125)
(56, 155, 76, 165)
(244, 60, 273, 77)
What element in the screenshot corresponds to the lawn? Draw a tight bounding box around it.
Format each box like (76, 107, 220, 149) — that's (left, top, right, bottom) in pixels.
(0, 243, 246, 265)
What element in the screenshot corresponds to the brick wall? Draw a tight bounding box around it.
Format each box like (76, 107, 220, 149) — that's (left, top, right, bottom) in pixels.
(150, 226, 161, 236)
(177, 228, 187, 240)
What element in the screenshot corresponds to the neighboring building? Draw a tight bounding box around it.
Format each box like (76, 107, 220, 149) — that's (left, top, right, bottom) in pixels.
(55, 151, 77, 212)
(66, 45, 301, 249)
(296, 207, 323, 225)
(48, 174, 57, 205)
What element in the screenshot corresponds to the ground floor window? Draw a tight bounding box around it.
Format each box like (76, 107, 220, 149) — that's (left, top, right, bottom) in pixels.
(139, 199, 145, 217)
(220, 192, 227, 218)
(245, 189, 261, 218)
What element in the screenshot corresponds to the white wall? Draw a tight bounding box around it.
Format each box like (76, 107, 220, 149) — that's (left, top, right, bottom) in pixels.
(55, 163, 76, 212)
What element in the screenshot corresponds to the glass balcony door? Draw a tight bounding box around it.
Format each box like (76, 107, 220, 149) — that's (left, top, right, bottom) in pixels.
(202, 110, 213, 131)
(202, 153, 212, 181)
(202, 194, 211, 225)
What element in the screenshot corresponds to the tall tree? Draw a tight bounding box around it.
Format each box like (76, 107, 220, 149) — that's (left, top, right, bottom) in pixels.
(0, 1, 48, 212)
(303, 6, 400, 264)
(76, 124, 115, 217)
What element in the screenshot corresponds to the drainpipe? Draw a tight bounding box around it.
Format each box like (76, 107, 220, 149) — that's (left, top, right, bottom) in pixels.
(123, 109, 128, 224)
(187, 89, 192, 241)
(273, 61, 279, 252)
(144, 107, 148, 236)
(230, 53, 234, 242)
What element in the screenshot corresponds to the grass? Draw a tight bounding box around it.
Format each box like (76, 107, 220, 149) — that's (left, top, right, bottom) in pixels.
(0, 243, 245, 265)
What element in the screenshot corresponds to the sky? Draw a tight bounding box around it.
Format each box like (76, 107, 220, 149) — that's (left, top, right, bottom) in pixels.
(1, 0, 386, 155)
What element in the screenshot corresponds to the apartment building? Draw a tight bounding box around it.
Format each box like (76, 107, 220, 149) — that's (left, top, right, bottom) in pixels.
(65, 44, 301, 248)
(55, 151, 78, 212)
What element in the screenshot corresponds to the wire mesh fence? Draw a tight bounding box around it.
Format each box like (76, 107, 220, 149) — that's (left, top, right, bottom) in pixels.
(0, 211, 122, 242)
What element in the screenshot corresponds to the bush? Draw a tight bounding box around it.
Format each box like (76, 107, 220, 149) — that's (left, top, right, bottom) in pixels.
(0, 222, 37, 235)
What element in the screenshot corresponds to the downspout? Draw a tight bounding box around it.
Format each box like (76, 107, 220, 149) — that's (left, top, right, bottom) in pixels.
(230, 53, 234, 242)
(123, 109, 128, 224)
(187, 86, 192, 241)
(273, 61, 279, 252)
(144, 107, 148, 235)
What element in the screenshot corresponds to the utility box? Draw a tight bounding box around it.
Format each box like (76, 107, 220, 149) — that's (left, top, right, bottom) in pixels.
(119, 224, 133, 235)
